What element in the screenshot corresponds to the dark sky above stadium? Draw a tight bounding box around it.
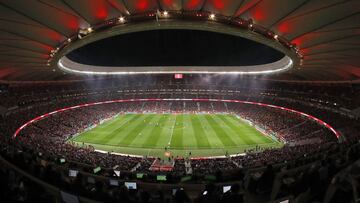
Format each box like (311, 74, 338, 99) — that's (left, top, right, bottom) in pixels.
(67, 29, 284, 67)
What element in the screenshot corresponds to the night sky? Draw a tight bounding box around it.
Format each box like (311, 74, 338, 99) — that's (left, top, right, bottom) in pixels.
(68, 29, 284, 67)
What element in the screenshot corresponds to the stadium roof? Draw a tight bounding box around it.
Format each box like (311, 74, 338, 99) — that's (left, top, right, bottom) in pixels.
(0, 0, 359, 82)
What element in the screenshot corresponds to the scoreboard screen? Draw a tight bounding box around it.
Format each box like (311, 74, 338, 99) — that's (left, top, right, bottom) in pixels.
(174, 74, 183, 79)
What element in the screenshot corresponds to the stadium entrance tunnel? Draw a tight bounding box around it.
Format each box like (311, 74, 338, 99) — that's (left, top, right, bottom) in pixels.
(55, 20, 297, 75)
(14, 99, 340, 158)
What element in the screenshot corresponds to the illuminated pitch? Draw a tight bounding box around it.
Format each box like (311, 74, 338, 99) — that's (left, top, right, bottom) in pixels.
(70, 113, 282, 157)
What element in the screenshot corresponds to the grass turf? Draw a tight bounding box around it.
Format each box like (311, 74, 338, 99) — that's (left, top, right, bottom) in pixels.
(70, 114, 282, 157)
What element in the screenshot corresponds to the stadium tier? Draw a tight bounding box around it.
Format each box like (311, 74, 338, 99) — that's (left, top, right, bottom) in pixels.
(1, 1, 360, 202)
(0, 79, 359, 202)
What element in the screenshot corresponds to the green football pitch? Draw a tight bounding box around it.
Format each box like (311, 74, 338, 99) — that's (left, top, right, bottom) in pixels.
(70, 114, 282, 157)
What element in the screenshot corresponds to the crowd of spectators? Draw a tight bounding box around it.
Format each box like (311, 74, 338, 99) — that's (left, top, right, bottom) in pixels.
(0, 98, 348, 176)
(0, 79, 359, 202)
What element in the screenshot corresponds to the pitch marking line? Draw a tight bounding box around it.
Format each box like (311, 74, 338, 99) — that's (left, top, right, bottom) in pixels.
(167, 115, 177, 147)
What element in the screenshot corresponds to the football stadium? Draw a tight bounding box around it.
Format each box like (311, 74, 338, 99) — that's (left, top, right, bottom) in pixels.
(0, 1, 360, 203)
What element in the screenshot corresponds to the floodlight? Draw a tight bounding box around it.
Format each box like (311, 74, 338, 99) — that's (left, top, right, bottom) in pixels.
(118, 17, 125, 22)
